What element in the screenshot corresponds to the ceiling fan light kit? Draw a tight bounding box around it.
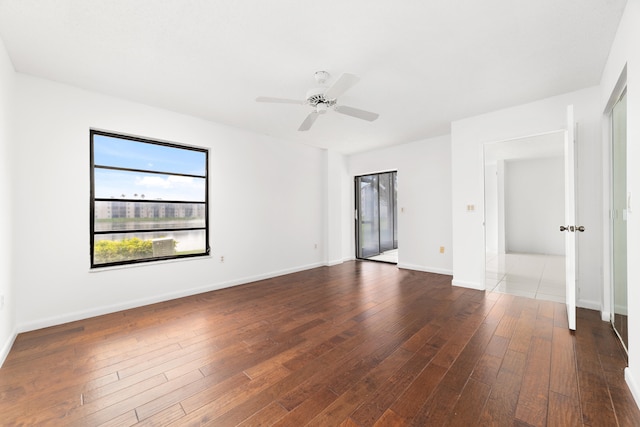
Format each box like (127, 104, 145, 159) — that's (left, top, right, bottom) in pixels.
(256, 71, 379, 131)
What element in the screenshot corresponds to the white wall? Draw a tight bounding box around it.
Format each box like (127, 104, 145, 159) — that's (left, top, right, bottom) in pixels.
(451, 86, 603, 310)
(600, 0, 640, 408)
(347, 135, 453, 275)
(504, 156, 565, 255)
(484, 162, 499, 253)
(11, 74, 327, 331)
(325, 150, 349, 265)
(0, 36, 16, 364)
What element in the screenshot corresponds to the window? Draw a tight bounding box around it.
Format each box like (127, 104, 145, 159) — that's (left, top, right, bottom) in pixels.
(90, 130, 209, 268)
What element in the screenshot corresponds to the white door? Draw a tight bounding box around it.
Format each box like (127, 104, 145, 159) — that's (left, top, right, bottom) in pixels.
(564, 105, 578, 330)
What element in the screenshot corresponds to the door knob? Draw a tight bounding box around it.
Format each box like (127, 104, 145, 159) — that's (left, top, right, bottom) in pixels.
(576, 226, 585, 232)
(560, 225, 569, 232)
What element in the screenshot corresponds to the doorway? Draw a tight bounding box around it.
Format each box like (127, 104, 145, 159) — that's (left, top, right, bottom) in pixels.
(611, 89, 628, 352)
(355, 171, 398, 263)
(483, 132, 566, 303)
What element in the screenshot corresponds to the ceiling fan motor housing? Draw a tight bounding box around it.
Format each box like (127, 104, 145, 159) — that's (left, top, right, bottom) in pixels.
(306, 87, 336, 110)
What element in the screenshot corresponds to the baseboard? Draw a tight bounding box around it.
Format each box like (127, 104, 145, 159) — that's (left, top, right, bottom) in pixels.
(626, 368, 640, 411)
(576, 299, 601, 312)
(325, 259, 344, 267)
(601, 309, 611, 322)
(615, 303, 628, 316)
(0, 329, 17, 368)
(17, 262, 325, 333)
(397, 263, 453, 276)
(451, 279, 484, 290)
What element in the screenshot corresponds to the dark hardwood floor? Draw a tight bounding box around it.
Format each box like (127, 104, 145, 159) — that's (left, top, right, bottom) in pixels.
(1, 261, 638, 426)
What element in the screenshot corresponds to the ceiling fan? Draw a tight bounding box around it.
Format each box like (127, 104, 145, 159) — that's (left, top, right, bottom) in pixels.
(256, 71, 379, 131)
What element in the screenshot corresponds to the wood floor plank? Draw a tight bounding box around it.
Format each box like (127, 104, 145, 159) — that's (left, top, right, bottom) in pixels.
(608, 384, 640, 427)
(139, 371, 249, 420)
(74, 370, 204, 426)
(373, 409, 406, 426)
(445, 378, 491, 426)
(388, 360, 448, 421)
(476, 349, 526, 425)
(134, 403, 186, 426)
(349, 350, 436, 426)
(413, 313, 499, 425)
(549, 326, 579, 399)
(574, 312, 620, 426)
(236, 400, 289, 426)
(515, 336, 552, 426)
(305, 347, 414, 426)
(547, 390, 581, 427)
(0, 261, 638, 426)
(272, 388, 337, 426)
(98, 409, 138, 427)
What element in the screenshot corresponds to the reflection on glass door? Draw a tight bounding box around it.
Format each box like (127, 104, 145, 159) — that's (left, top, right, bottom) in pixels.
(612, 89, 628, 352)
(357, 174, 380, 258)
(356, 172, 398, 263)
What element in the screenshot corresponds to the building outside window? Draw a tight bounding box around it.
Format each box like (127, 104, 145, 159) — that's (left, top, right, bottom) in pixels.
(90, 130, 209, 267)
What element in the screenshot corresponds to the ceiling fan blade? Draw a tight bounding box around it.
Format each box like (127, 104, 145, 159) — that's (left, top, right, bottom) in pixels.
(324, 73, 360, 99)
(298, 112, 319, 131)
(335, 105, 379, 122)
(255, 96, 305, 105)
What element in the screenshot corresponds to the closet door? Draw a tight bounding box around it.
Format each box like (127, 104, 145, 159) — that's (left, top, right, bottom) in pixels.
(611, 90, 628, 350)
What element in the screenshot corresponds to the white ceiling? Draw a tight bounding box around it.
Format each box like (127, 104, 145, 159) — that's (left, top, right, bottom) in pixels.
(0, 0, 627, 154)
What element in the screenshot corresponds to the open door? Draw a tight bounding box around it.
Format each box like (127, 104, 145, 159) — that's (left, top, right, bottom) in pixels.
(563, 105, 578, 330)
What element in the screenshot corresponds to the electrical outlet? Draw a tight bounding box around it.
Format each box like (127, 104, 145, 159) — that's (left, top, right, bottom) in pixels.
(314, 243, 318, 249)
(220, 256, 224, 263)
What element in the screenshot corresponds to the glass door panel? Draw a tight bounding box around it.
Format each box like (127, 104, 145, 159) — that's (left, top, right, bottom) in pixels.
(357, 175, 380, 258)
(379, 173, 395, 252)
(612, 90, 628, 351)
(393, 172, 398, 248)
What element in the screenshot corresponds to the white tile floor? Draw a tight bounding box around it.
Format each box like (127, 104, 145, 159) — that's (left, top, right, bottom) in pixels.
(367, 249, 398, 263)
(485, 252, 566, 303)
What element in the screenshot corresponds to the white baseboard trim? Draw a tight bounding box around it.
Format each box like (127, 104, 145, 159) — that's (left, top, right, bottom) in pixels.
(626, 368, 640, 410)
(0, 330, 17, 368)
(576, 299, 601, 312)
(17, 262, 325, 334)
(615, 303, 628, 316)
(397, 263, 453, 276)
(601, 309, 611, 322)
(325, 259, 344, 267)
(451, 279, 484, 290)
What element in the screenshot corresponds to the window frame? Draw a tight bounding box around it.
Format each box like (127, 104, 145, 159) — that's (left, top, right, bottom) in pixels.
(90, 129, 210, 268)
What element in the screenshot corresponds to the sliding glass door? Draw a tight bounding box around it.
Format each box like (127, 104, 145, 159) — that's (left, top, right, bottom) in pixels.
(356, 172, 398, 261)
